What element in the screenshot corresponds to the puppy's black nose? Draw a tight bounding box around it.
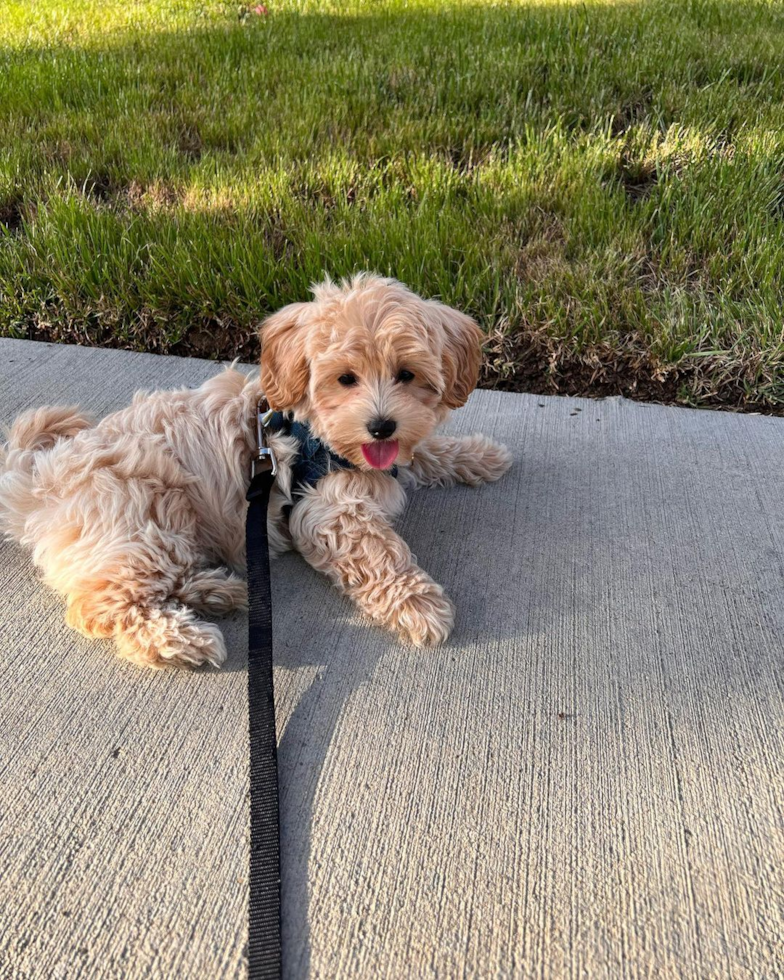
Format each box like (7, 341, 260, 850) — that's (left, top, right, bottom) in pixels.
(367, 418, 397, 440)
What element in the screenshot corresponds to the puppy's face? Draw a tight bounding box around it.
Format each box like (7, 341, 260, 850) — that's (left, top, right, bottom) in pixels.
(260, 275, 482, 470)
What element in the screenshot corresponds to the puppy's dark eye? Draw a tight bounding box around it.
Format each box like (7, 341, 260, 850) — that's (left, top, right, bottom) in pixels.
(396, 369, 415, 383)
(338, 374, 357, 387)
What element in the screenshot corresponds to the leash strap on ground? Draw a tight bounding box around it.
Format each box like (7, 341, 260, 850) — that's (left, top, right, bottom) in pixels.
(245, 466, 281, 980)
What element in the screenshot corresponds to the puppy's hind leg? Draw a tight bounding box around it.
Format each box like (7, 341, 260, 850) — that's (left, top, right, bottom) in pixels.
(116, 603, 227, 669)
(409, 434, 512, 488)
(63, 516, 229, 668)
(66, 588, 227, 669)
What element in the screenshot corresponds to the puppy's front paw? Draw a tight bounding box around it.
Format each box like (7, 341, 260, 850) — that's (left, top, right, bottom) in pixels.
(465, 436, 512, 484)
(479, 438, 513, 483)
(392, 584, 455, 648)
(458, 435, 513, 485)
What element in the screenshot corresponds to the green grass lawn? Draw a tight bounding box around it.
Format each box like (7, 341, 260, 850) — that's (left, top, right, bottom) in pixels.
(2, 0, 783, 410)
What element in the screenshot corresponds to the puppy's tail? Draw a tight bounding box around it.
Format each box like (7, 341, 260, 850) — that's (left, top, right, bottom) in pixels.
(0, 405, 93, 540)
(3, 405, 93, 458)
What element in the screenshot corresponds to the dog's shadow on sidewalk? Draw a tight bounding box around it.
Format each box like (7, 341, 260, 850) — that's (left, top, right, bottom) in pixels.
(216, 466, 535, 973)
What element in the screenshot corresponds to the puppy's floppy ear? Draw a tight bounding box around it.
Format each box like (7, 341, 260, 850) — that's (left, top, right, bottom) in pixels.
(259, 303, 311, 410)
(429, 301, 483, 409)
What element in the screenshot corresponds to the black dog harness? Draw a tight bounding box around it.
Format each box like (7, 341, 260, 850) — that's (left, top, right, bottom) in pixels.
(264, 411, 398, 497)
(263, 412, 354, 491)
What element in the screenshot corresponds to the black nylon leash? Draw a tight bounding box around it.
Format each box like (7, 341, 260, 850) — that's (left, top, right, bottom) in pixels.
(245, 405, 282, 980)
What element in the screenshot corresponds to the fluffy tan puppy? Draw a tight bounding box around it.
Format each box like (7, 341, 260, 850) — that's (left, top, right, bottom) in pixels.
(0, 274, 511, 668)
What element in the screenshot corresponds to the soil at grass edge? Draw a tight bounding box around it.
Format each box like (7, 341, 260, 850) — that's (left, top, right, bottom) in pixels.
(20, 321, 782, 417)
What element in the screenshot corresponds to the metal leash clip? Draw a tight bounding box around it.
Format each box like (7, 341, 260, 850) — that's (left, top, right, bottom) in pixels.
(252, 401, 278, 478)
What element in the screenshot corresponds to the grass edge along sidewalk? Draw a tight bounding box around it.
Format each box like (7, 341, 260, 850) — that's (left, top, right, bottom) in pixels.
(2, 0, 783, 413)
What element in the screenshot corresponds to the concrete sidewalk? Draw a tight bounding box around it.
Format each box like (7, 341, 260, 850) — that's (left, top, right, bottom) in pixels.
(0, 338, 782, 979)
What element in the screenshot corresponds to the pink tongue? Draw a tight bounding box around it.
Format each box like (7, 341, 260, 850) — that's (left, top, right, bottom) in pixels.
(361, 440, 399, 469)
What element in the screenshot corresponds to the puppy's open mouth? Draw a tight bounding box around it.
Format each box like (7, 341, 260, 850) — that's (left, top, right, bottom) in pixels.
(361, 440, 399, 469)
